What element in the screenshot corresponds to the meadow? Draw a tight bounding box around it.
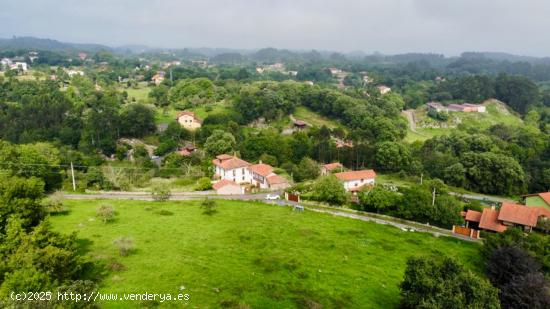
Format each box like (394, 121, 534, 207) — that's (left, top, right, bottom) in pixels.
(50, 199, 482, 308)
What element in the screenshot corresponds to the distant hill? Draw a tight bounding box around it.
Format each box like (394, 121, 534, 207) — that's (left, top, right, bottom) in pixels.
(0, 36, 112, 53)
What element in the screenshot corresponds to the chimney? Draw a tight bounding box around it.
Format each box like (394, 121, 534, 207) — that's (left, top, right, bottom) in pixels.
(259, 160, 262, 164)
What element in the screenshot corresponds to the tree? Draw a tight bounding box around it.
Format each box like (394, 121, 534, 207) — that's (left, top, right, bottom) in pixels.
(0, 175, 45, 233)
(293, 157, 320, 182)
(119, 103, 156, 138)
(149, 84, 169, 107)
(374, 142, 412, 173)
(311, 175, 348, 205)
(499, 272, 550, 309)
(461, 152, 526, 195)
(495, 74, 540, 114)
(204, 130, 236, 156)
(400, 256, 500, 309)
(358, 186, 399, 213)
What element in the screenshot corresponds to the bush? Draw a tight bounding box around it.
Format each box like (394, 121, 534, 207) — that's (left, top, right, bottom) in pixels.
(201, 198, 217, 215)
(311, 175, 348, 205)
(195, 177, 213, 191)
(400, 256, 500, 309)
(151, 185, 171, 201)
(96, 204, 116, 223)
(42, 191, 68, 214)
(113, 237, 135, 257)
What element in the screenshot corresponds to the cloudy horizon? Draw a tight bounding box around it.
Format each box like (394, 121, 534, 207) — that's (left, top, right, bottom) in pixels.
(1, 0, 550, 57)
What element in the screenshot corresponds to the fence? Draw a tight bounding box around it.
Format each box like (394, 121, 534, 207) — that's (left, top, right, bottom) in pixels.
(452, 225, 480, 239)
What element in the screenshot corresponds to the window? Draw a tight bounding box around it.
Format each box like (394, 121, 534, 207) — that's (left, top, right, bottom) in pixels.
(233, 170, 236, 176)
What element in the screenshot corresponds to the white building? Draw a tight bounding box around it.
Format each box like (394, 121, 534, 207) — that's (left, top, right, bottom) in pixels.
(212, 155, 290, 190)
(334, 169, 377, 192)
(176, 111, 202, 130)
(212, 154, 251, 183)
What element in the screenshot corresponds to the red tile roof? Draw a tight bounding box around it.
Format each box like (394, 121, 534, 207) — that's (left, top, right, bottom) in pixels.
(498, 202, 539, 227)
(479, 208, 507, 232)
(248, 163, 274, 177)
(539, 192, 550, 205)
(534, 206, 550, 218)
(176, 111, 202, 123)
(216, 154, 233, 160)
(212, 179, 239, 190)
(267, 175, 288, 185)
(323, 162, 343, 172)
(335, 169, 376, 181)
(212, 155, 250, 170)
(465, 210, 482, 223)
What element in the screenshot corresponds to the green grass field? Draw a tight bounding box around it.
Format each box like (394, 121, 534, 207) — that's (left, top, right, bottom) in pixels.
(50, 199, 482, 308)
(293, 106, 342, 129)
(405, 100, 524, 142)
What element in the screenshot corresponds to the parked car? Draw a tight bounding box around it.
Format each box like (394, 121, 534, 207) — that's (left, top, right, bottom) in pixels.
(265, 194, 280, 200)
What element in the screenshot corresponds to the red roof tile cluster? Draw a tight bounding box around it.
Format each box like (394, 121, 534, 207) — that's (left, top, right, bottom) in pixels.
(498, 202, 539, 227)
(538, 192, 550, 205)
(248, 163, 274, 177)
(466, 203, 550, 233)
(267, 175, 288, 185)
(323, 162, 343, 172)
(212, 179, 239, 190)
(212, 155, 250, 170)
(465, 210, 482, 223)
(479, 208, 507, 232)
(335, 169, 376, 181)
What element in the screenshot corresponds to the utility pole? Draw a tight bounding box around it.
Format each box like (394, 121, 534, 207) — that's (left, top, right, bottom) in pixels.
(70, 162, 76, 191)
(432, 188, 436, 206)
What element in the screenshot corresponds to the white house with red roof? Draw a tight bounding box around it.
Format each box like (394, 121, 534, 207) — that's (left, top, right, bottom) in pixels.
(176, 111, 202, 130)
(212, 154, 290, 192)
(212, 154, 251, 183)
(334, 169, 377, 192)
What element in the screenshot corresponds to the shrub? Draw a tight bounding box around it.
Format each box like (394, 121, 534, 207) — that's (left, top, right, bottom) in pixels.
(400, 256, 499, 309)
(96, 204, 116, 223)
(201, 198, 217, 215)
(311, 175, 348, 205)
(113, 237, 135, 257)
(42, 191, 68, 214)
(151, 185, 171, 201)
(195, 177, 213, 191)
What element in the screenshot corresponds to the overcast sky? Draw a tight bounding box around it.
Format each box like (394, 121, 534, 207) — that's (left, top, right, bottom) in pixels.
(1, 0, 549, 56)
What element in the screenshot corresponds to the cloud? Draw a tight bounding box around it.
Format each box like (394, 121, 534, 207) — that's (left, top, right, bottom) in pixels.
(1, 0, 549, 56)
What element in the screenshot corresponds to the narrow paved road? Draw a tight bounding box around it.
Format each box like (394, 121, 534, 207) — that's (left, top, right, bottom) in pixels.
(402, 109, 418, 132)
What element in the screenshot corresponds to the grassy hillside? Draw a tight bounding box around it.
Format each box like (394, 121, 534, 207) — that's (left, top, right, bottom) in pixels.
(293, 106, 342, 129)
(50, 199, 481, 308)
(405, 99, 523, 142)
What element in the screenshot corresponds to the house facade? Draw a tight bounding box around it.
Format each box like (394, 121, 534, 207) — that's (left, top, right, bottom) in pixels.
(334, 169, 377, 192)
(176, 111, 202, 130)
(212, 155, 290, 191)
(212, 154, 250, 183)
